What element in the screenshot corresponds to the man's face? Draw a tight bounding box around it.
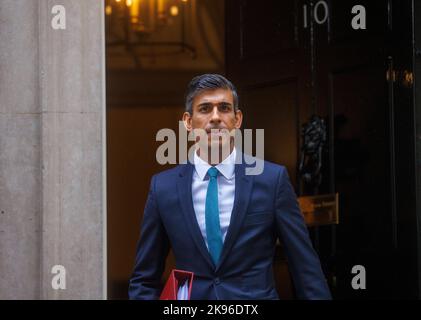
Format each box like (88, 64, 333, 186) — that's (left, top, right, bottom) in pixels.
(183, 88, 243, 154)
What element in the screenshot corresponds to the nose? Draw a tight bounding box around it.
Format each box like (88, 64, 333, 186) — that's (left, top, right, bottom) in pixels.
(210, 106, 221, 123)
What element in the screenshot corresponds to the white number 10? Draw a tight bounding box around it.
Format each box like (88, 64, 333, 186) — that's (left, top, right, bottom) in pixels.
(303, 1, 329, 28)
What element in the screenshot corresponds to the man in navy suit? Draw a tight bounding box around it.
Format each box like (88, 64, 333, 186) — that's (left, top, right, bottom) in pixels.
(128, 74, 331, 300)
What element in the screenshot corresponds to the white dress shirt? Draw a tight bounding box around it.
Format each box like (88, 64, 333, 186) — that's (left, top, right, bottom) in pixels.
(192, 148, 236, 249)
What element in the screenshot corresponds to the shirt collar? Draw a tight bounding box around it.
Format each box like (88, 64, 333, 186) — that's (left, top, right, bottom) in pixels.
(194, 147, 236, 181)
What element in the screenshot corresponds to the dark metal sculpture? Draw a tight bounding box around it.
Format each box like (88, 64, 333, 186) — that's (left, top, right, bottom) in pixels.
(298, 115, 327, 194)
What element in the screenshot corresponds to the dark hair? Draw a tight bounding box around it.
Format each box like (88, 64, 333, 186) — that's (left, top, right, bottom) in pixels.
(185, 74, 239, 114)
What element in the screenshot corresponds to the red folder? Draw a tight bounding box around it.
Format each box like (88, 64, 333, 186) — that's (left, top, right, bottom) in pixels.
(159, 269, 194, 300)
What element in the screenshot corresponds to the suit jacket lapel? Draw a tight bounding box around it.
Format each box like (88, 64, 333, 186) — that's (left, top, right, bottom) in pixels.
(216, 157, 253, 272)
(177, 163, 215, 269)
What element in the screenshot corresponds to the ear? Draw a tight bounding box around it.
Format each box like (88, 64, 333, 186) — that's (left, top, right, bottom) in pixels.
(182, 112, 193, 132)
(234, 109, 243, 129)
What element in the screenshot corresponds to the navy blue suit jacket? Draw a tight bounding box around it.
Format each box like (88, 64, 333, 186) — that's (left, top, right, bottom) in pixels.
(128, 154, 331, 300)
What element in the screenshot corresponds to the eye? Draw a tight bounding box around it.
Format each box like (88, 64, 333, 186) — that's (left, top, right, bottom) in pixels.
(199, 105, 210, 112)
(220, 104, 231, 111)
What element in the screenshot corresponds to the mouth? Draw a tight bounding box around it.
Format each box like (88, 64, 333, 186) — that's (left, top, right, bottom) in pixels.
(205, 127, 227, 133)
(206, 129, 227, 139)
(203, 129, 232, 146)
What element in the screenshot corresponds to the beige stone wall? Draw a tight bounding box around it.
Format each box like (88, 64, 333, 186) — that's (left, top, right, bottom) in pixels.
(0, 0, 106, 299)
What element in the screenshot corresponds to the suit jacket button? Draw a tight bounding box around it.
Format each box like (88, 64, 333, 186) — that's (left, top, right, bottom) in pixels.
(214, 278, 220, 285)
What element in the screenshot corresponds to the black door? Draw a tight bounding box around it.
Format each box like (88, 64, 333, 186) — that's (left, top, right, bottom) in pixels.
(226, 0, 419, 299)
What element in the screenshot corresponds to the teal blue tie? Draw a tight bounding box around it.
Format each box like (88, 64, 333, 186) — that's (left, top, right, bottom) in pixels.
(205, 167, 223, 265)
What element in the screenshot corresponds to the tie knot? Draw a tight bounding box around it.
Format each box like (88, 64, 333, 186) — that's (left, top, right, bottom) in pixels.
(207, 167, 219, 178)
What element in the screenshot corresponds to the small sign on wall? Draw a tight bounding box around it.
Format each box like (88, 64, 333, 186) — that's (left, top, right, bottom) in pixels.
(298, 193, 339, 226)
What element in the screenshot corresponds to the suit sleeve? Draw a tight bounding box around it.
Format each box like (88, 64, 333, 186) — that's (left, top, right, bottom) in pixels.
(128, 175, 170, 300)
(274, 166, 332, 300)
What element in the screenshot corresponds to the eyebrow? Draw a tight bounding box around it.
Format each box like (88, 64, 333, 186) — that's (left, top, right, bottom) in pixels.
(197, 102, 233, 107)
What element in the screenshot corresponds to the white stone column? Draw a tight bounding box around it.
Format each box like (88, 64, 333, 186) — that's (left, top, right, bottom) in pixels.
(0, 0, 106, 299)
